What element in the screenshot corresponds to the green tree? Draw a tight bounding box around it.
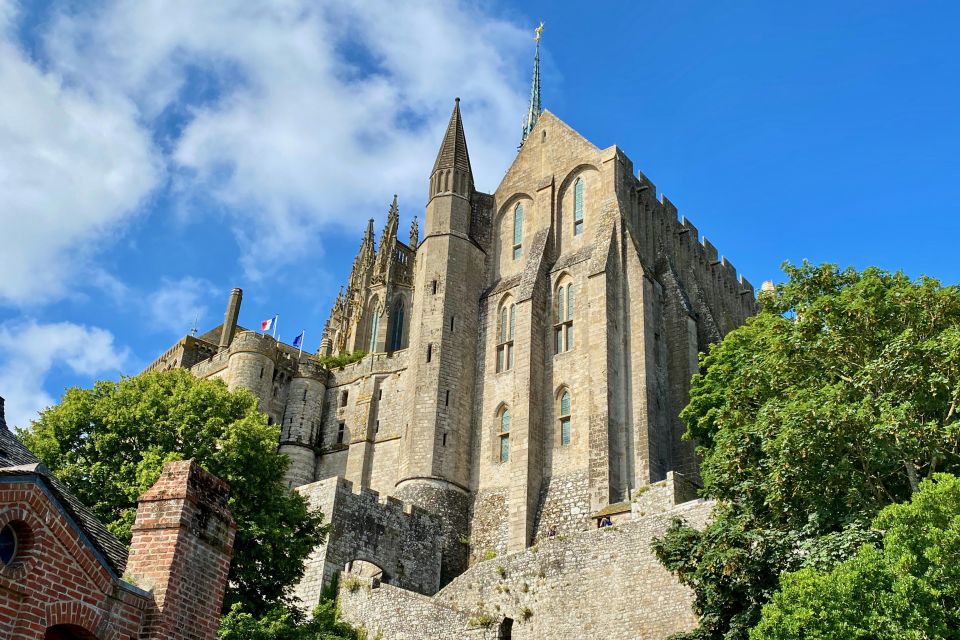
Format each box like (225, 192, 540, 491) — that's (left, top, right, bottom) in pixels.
(750, 473, 960, 640)
(17, 368, 326, 615)
(653, 263, 960, 639)
(219, 577, 363, 640)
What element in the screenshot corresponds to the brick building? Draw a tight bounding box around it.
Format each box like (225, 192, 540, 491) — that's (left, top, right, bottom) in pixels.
(0, 396, 235, 640)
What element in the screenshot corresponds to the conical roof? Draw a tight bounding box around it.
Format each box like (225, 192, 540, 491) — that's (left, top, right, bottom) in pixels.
(432, 98, 473, 181)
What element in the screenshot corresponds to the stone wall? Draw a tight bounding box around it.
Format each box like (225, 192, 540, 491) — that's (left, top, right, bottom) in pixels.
(531, 469, 590, 543)
(293, 477, 443, 612)
(339, 497, 713, 640)
(339, 580, 500, 640)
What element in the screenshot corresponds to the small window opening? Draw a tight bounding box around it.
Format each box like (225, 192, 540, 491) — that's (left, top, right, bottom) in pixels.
(450, 315, 455, 332)
(559, 390, 572, 446)
(432, 280, 438, 295)
(375, 420, 380, 434)
(498, 409, 511, 463)
(512, 203, 523, 260)
(573, 178, 585, 236)
(496, 303, 516, 372)
(378, 388, 383, 400)
(259, 366, 264, 379)
(445, 389, 450, 406)
(0, 524, 17, 566)
(442, 433, 447, 447)
(337, 422, 346, 445)
(340, 390, 349, 406)
(555, 282, 574, 354)
(426, 343, 433, 362)
(303, 389, 308, 401)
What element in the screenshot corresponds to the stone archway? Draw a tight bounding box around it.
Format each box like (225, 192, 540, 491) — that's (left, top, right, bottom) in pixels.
(45, 625, 99, 640)
(345, 558, 385, 582)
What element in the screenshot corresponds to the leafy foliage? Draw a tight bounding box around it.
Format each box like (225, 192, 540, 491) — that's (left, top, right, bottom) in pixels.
(751, 473, 960, 639)
(315, 351, 367, 370)
(653, 262, 960, 639)
(219, 576, 363, 640)
(17, 369, 326, 615)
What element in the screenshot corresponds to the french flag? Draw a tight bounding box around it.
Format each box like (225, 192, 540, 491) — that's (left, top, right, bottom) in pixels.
(261, 316, 277, 332)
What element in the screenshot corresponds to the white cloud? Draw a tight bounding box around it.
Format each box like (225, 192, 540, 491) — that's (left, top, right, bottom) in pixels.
(0, 4, 162, 307)
(0, 319, 129, 429)
(145, 276, 218, 335)
(42, 0, 529, 280)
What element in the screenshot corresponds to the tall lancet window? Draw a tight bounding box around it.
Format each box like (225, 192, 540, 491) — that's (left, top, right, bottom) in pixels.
(496, 301, 516, 372)
(513, 203, 523, 260)
(558, 389, 572, 446)
(555, 281, 574, 353)
(573, 178, 585, 236)
(369, 304, 381, 352)
(498, 407, 511, 463)
(388, 299, 405, 351)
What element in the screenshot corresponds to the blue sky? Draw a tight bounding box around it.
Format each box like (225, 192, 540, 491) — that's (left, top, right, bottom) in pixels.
(1, 1, 957, 429)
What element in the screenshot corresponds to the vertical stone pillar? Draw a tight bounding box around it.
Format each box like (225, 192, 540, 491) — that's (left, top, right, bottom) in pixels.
(127, 459, 236, 640)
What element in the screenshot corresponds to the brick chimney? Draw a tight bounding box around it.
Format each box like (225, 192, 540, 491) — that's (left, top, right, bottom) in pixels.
(127, 459, 236, 639)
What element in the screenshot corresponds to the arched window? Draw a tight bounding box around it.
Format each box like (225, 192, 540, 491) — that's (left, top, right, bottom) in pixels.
(573, 178, 585, 236)
(498, 408, 511, 463)
(512, 203, 523, 260)
(0, 523, 17, 566)
(555, 281, 574, 353)
(496, 301, 516, 372)
(388, 299, 405, 351)
(369, 306, 381, 352)
(558, 390, 572, 446)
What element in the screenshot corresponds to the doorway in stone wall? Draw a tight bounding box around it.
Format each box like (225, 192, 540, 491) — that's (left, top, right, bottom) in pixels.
(497, 617, 514, 639)
(45, 625, 99, 640)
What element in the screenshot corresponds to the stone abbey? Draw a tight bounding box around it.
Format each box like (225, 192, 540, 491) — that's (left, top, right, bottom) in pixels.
(145, 39, 756, 639)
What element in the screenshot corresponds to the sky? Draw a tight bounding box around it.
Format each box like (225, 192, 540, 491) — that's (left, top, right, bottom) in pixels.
(0, 1, 957, 430)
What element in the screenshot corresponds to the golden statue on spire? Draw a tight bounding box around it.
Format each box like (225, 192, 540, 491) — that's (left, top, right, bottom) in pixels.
(535, 21, 544, 42)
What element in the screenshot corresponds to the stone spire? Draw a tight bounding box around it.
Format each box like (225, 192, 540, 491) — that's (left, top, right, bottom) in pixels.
(520, 22, 544, 146)
(432, 98, 473, 185)
(374, 196, 400, 277)
(409, 216, 419, 247)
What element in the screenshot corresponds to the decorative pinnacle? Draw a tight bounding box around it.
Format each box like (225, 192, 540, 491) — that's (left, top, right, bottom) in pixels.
(535, 21, 544, 42)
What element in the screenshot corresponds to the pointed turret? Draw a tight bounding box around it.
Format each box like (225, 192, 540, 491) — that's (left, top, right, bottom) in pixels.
(520, 22, 544, 146)
(429, 99, 473, 200)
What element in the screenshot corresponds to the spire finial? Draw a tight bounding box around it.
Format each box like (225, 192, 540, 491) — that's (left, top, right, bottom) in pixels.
(521, 22, 544, 146)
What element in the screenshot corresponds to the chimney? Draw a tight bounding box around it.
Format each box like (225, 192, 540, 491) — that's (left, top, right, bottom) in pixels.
(127, 460, 236, 640)
(218, 288, 243, 351)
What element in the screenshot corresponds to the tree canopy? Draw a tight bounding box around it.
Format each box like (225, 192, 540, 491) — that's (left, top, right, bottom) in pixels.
(653, 263, 960, 639)
(17, 368, 326, 615)
(751, 473, 960, 640)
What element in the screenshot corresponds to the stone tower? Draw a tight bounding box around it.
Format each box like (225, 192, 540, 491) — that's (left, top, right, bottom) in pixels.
(395, 98, 486, 584)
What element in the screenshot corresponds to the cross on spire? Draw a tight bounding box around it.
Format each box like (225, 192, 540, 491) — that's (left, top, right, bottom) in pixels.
(521, 21, 544, 146)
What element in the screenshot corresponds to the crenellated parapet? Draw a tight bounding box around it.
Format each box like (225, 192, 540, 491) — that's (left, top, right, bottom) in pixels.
(292, 476, 444, 612)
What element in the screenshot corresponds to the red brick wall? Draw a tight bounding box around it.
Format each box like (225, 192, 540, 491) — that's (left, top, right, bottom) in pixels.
(126, 460, 236, 640)
(0, 482, 147, 640)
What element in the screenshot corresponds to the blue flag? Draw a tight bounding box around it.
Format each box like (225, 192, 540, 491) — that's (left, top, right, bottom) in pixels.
(292, 331, 304, 350)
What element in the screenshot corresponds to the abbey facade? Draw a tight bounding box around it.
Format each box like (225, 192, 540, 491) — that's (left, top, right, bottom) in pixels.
(146, 92, 756, 637)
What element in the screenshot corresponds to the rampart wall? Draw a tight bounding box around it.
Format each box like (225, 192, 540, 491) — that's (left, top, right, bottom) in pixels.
(293, 477, 443, 613)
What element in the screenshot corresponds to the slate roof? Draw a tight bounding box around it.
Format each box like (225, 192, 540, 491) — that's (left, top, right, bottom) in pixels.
(432, 98, 473, 180)
(0, 398, 129, 576)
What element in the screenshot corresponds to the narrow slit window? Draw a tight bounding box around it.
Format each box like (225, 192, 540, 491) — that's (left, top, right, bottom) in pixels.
(445, 389, 450, 406)
(498, 409, 511, 463)
(442, 432, 448, 447)
(555, 282, 575, 354)
(559, 390, 572, 446)
(337, 422, 346, 445)
(450, 315, 455, 332)
(496, 302, 516, 372)
(432, 280, 438, 295)
(512, 203, 523, 260)
(426, 343, 433, 363)
(573, 178, 585, 236)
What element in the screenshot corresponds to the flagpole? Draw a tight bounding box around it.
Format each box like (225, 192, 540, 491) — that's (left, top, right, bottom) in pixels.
(297, 330, 304, 365)
(273, 315, 278, 341)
